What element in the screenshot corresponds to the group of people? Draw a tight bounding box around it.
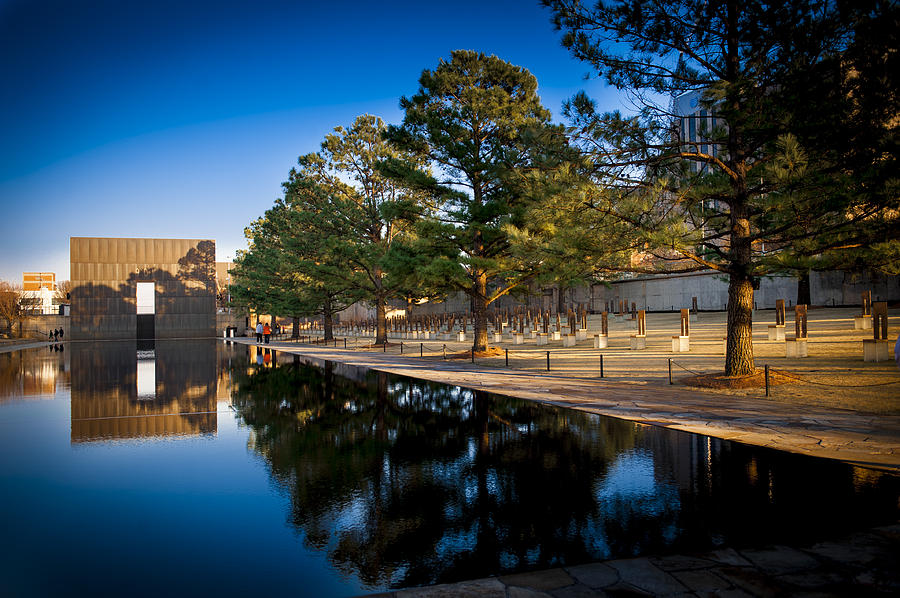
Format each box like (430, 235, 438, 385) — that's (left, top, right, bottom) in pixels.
(255, 321, 272, 344)
(48, 328, 64, 342)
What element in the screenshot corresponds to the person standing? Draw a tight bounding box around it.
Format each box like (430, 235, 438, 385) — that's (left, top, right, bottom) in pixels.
(255, 321, 263, 343)
(263, 322, 271, 344)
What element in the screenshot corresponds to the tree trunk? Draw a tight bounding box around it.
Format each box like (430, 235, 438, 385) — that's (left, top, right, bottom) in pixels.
(725, 274, 755, 375)
(291, 316, 299, 338)
(723, 0, 755, 377)
(375, 294, 387, 346)
(557, 284, 566, 315)
(797, 270, 811, 306)
(472, 272, 489, 353)
(323, 296, 334, 341)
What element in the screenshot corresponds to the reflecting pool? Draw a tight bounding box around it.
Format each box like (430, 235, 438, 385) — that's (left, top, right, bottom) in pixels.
(0, 341, 898, 596)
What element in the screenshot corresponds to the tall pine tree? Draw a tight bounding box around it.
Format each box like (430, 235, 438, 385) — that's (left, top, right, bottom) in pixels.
(384, 51, 562, 353)
(544, 0, 899, 375)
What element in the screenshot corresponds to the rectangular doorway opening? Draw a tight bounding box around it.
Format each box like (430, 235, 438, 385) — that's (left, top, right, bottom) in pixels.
(136, 282, 155, 340)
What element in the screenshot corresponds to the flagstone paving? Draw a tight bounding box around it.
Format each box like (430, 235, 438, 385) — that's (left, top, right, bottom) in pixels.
(364, 524, 900, 597)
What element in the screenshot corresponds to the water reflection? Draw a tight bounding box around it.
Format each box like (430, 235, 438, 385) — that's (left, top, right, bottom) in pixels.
(70, 340, 218, 442)
(0, 345, 70, 402)
(229, 353, 900, 590)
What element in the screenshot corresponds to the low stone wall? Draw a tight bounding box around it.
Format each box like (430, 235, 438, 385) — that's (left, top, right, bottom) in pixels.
(15, 314, 70, 340)
(394, 269, 899, 317)
(216, 311, 251, 336)
(593, 270, 900, 312)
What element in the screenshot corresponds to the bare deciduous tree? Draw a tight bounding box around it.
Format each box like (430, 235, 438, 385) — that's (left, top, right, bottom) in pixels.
(0, 281, 25, 338)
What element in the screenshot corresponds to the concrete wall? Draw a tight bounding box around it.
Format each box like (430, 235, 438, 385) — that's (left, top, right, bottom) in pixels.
(70, 238, 216, 340)
(591, 270, 900, 312)
(18, 314, 69, 339)
(397, 270, 899, 316)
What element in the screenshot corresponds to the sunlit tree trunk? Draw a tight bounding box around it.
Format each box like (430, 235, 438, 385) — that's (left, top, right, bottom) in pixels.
(323, 296, 334, 342)
(472, 272, 489, 353)
(374, 268, 387, 345)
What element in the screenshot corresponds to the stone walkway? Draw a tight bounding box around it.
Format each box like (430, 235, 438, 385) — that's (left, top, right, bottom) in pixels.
(368, 523, 900, 597)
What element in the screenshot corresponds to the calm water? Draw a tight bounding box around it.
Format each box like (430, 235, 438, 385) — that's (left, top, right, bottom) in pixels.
(0, 340, 898, 597)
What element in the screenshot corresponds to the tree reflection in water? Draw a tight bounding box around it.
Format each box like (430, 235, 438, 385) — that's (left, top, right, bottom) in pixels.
(229, 353, 900, 590)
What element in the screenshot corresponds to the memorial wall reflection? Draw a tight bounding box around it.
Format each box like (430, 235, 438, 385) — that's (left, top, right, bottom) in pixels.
(0, 345, 70, 402)
(70, 340, 218, 442)
(229, 353, 900, 590)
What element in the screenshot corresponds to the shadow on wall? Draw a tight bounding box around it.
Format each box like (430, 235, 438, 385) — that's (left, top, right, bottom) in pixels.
(71, 240, 216, 340)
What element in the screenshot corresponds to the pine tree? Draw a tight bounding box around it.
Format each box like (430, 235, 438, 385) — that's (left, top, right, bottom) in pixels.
(230, 188, 358, 341)
(384, 50, 562, 353)
(289, 115, 425, 345)
(543, 0, 899, 375)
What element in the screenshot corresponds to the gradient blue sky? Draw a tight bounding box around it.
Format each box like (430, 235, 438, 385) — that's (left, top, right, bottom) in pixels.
(0, 0, 622, 282)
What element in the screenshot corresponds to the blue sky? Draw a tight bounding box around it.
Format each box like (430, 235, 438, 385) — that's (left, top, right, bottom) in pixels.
(0, 0, 621, 282)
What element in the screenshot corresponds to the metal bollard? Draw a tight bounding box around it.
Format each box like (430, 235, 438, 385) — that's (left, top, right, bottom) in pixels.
(668, 359, 673, 384)
(420, 343, 423, 357)
(546, 351, 550, 371)
(383, 342, 386, 353)
(765, 364, 770, 397)
(344, 338, 347, 349)
(505, 348, 508, 367)
(400, 342, 403, 354)
(600, 354, 604, 378)
(443, 344, 446, 359)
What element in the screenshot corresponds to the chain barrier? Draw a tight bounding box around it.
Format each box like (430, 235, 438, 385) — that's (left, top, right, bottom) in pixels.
(278, 335, 900, 389)
(771, 368, 900, 388)
(670, 360, 707, 377)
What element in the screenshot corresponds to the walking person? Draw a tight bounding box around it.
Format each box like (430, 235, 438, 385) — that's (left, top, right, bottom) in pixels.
(255, 321, 263, 343)
(263, 322, 271, 344)
(58, 328, 63, 341)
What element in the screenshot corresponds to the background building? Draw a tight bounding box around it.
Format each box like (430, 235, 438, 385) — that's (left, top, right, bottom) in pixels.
(70, 237, 216, 340)
(675, 90, 722, 174)
(21, 272, 60, 315)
